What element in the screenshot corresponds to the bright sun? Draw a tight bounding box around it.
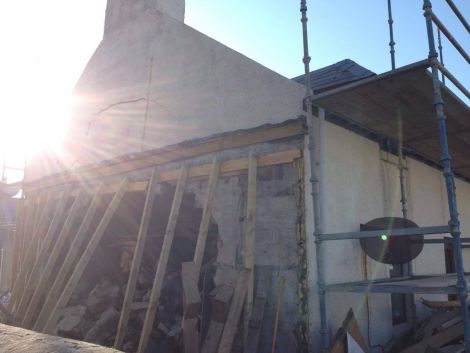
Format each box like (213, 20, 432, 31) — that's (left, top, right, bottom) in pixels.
(0, 90, 71, 183)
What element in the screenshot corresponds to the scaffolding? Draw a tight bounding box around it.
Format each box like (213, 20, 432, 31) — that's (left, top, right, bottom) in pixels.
(301, 0, 470, 351)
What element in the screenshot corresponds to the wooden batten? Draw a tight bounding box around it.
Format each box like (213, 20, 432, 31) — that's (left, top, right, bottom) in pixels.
(26, 149, 301, 201)
(22, 120, 305, 193)
(42, 178, 129, 334)
(114, 168, 159, 349)
(137, 166, 189, 353)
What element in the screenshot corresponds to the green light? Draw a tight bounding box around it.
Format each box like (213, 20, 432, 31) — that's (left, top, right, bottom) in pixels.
(381, 234, 388, 241)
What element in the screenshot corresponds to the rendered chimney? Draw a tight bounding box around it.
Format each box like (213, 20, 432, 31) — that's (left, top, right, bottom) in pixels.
(104, 0, 185, 35)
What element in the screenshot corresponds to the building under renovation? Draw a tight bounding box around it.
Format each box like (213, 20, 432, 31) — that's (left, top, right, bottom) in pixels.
(2, 0, 470, 352)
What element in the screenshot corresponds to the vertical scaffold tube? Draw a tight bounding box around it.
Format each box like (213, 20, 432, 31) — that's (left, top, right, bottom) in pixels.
(437, 29, 446, 84)
(300, 1, 328, 351)
(423, 0, 470, 349)
(387, 0, 396, 70)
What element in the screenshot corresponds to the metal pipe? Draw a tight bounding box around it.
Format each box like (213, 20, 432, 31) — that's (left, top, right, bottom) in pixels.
(397, 113, 407, 219)
(437, 30, 445, 85)
(424, 1, 470, 349)
(319, 225, 450, 241)
(431, 12, 470, 65)
(437, 62, 470, 100)
(387, 0, 396, 70)
(444, 0, 470, 34)
(300, 1, 328, 351)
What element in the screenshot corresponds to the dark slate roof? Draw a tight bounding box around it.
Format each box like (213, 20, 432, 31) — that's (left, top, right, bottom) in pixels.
(292, 59, 376, 93)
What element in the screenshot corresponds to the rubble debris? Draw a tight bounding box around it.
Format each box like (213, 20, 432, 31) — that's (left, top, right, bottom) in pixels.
(392, 300, 466, 353)
(85, 281, 121, 314)
(57, 305, 87, 337)
(85, 307, 120, 345)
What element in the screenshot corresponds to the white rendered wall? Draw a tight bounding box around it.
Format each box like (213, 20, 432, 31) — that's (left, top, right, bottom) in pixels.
(305, 119, 470, 352)
(27, 4, 304, 180)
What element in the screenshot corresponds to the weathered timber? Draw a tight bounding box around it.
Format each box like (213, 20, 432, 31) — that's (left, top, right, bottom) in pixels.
(244, 266, 273, 353)
(26, 149, 300, 198)
(244, 153, 257, 322)
(137, 166, 189, 353)
(114, 169, 158, 349)
(23, 120, 304, 193)
(15, 187, 72, 321)
(193, 157, 220, 273)
(21, 189, 89, 328)
(217, 268, 250, 353)
(182, 262, 201, 353)
(42, 179, 129, 334)
(34, 183, 106, 331)
(9, 193, 55, 313)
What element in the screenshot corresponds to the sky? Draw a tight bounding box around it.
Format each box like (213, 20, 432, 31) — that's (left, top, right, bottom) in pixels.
(0, 0, 468, 182)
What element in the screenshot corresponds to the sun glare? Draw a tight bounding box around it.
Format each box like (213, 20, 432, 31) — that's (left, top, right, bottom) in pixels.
(0, 89, 72, 182)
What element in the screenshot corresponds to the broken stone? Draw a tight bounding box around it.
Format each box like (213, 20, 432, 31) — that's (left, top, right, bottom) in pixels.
(57, 305, 86, 338)
(84, 306, 120, 345)
(131, 302, 148, 311)
(85, 280, 121, 315)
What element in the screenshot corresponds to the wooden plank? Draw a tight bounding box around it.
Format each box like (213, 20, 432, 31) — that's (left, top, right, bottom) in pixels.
(27, 149, 301, 200)
(271, 276, 285, 353)
(244, 267, 273, 353)
(183, 318, 200, 353)
(23, 120, 304, 193)
(15, 187, 72, 321)
(9, 193, 55, 313)
(11, 199, 25, 289)
(421, 300, 462, 309)
(114, 169, 158, 349)
(137, 166, 189, 353)
(16, 196, 35, 275)
(182, 262, 201, 353)
(42, 178, 129, 334)
(201, 279, 237, 353)
(217, 268, 250, 353)
(9, 199, 31, 310)
(401, 321, 464, 353)
(182, 262, 201, 319)
(21, 189, 89, 329)
(34, 182, 106, 331)
(193, 158, 220, 272)
(244, 153, 257, 319)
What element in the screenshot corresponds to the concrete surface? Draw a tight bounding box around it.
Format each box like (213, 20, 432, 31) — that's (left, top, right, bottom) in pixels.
(0, 323, 122, 353)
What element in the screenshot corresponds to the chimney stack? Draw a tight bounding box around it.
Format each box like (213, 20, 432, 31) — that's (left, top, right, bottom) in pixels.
(104, 0, 185, 35)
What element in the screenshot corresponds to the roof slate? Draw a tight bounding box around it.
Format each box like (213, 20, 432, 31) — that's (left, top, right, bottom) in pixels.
(292, 59, 376, 93)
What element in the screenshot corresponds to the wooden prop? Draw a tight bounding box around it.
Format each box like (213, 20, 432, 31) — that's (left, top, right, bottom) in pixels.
(21, 189, 89, 328)
(9, 193, 55, 312)
(244, 153, 257, 321)
(201, 267, 239, 353)
(217, 268, 251, 353)
(114, 169, 159, 349)
(193, 157, 220, 273)
(271, 276, 285, 353)
(137, 166, 189, 353)
(182, 262, 201, 353)
(244, 266, 273, 353)
(34, 183, 106, 331)
(11, 198, 25, 289)
(42, 178, 128, 334)
(15, 187, 71, 321)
